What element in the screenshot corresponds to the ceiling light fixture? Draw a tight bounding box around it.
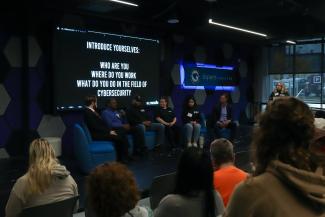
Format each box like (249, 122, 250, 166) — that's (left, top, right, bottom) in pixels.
(286, 40, 296, 44)
(109, 0, 138, 7)
(208, 19, 268, 37)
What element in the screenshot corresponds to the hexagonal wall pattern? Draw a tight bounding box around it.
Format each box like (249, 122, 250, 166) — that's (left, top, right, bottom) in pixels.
(171, 64, 181, 85)
(28, 36, 42, 67)
(3, 36, 22, 67)
(239, 60, 248, 78)
(223, 43, 233, 59)
(0, 84, 11, 116)
(231, 87, 241, 103)
(0, 54, 10, 82)
(193, 46, 207, 63)
(37, 115, 66, 138)
(194, 89, 207, 105)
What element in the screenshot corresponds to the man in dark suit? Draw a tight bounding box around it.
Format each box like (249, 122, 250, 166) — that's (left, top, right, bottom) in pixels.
(209, 93, 237, 141)
(83, 95, 130, 163)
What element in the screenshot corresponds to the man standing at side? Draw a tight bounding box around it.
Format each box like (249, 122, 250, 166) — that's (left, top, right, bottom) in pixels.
(102, 98, 147, 157)
(126, 96, 165, 150)
(210, 138, 247, 206)
(83, 95, 130, 163)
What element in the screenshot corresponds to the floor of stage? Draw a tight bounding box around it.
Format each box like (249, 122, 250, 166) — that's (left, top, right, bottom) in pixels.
(0, 125, 253, 216)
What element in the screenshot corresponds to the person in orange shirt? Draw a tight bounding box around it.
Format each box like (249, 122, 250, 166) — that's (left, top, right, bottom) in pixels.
(210, 138, 247, 206)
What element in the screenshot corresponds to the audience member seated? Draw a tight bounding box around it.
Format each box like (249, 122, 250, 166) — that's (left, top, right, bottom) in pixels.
(83, 95, 130, 163)
(5, 138, 78, 217)
(209, 93, 236, 141)
(210, 138, 247, 206)
(154, 147, 224, 217)
(225, 97, 325, 217)
(182, 96, 201, 148)
(102, 98, 147, 156)
(126, 95, 165, 150)
(155, 96, 179, 150)
(86, 162, 152, 217)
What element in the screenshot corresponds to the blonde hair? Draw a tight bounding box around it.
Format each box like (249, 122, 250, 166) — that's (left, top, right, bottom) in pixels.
(26, 138, 59, 195)
(274, 82, 288, 94)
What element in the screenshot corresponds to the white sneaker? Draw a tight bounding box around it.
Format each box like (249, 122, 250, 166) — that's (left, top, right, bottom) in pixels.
(187, 142, 192, 147)
(192, 143, 198, 148)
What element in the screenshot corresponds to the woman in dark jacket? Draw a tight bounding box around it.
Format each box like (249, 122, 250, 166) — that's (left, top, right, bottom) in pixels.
(182, 96, 201, 147)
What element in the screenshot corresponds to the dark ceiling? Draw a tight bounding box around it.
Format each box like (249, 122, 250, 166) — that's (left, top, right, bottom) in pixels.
(3, 0, 325, 44)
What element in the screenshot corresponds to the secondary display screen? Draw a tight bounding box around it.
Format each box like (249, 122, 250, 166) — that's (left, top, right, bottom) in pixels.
(180, 62, 238, 91)
(53, 27, 160, 110)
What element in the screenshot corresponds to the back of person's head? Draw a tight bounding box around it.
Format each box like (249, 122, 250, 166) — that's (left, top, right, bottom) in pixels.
(27, 138, 58, 195)
(174, 147, 216, 217)
(85, 95, 97, 106)
(87, 162, 139, 217)
(252, 97, 315, 176)
(210, 139, 234, 168)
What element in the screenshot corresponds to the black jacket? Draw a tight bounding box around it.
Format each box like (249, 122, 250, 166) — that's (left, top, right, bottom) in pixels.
(208, 104, 232, 128)
(269, 90, 289, 101)
(84, 107, 111, 140)
(182, 107, 201, 124)
(126, 106, 150, 126)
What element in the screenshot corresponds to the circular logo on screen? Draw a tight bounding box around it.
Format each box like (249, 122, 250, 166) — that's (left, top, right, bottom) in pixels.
(191, 70, 200, 83)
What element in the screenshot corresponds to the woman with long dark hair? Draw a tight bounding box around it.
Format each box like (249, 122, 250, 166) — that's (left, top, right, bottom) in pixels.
(154, 147, 224, 217)
(182, 96, 201, 148)
(226, 97, 325, 217)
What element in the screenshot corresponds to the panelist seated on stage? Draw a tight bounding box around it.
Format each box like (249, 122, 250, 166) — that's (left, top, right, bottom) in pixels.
(126, 95, 165, 150)
(269, 82, 289, 101)
(209, 93, 237, 141)
(182, 96, 201, 148)
(83, 95, 130, 163)
(102, 98, 147, 156)
(155, 96, 179, 150)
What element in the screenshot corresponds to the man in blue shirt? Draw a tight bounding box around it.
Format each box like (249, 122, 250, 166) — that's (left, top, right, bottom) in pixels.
(102, 98, 147, 156)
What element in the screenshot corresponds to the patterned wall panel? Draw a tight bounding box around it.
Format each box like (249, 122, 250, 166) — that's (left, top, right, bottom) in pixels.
(0, 84, 11, 116)
(28, 36, 42, 67)
(231, 86, 241, 104)
(37, 114, 66, 138)
(170, 64, 181, 85)
(194, 89, 207, 105)
(3, 36, 22, 68)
